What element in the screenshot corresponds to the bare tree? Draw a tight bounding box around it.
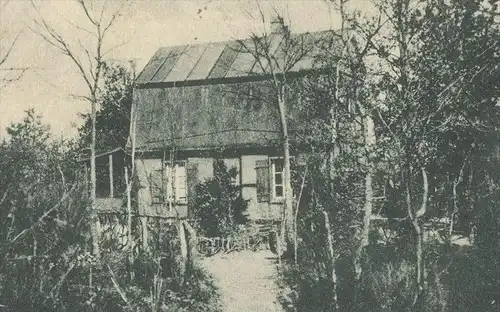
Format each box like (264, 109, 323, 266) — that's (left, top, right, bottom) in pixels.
(0, 0, 28, 89)
(235, 14, 320, 259)
(328, 0, 384, 281)
(365, 0, 499, 306)
(30, 0, 125, 258)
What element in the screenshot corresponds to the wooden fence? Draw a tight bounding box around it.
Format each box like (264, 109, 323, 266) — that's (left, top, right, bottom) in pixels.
(197, 222, 280, 257)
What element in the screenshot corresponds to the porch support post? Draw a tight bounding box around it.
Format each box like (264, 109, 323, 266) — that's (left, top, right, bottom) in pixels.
(109, 153, 114, 198)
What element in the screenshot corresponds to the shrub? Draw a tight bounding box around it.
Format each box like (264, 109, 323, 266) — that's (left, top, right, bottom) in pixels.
(191, 159, 249, 238)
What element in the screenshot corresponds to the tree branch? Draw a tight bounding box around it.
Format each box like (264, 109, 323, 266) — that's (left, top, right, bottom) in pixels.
(77, 0, 98, 26)
(415, 167, 428, 218)
(0, 32, 21, 68)
(7, 183, 78, 248)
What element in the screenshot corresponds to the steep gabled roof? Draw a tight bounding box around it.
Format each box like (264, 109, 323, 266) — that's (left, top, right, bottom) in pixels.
(136, 30, 336, 87)
(132, 29, 339, 151)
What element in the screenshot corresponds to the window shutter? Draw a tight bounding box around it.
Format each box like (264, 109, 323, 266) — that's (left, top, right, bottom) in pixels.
(150, 170, 163, 204)
(186, 162, 199, 205)
(256, 159, 270, 202)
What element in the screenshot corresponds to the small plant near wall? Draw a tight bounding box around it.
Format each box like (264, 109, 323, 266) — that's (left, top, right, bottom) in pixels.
(191, 159, 249, 238)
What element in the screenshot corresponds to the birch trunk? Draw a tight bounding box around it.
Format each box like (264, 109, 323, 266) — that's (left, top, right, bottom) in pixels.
(410, 167, 428, 307)
(90, 99, 100, 258)
(278, 85, 295, 257)
(450, 161, 465, 243)
(322, 210, 339, 311)
(128, 97, 136, 256)
(183, 220, 198, 276)
(125, 166, 134, 281)
(361, 115, 375, 248)
(178, 221, 188, 284)
(355, 114, 376, 279)
(294, 166, 308, 264)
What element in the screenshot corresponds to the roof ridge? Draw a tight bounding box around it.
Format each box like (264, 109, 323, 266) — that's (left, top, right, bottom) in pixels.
(155, 29, 331, 50)
(136, 29, 335, 85)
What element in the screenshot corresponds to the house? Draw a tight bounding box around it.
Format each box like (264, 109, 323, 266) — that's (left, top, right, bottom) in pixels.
(131, 19, 335, 222)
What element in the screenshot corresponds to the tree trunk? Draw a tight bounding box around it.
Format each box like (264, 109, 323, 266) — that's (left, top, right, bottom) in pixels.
(362, 115, 375, 247)
(178, 221, 188, 284)
(90, 99, 100, 258)
(410, 167, 428, 308)
(109, 154, 114, 198)
(125, 167, 134, 281)
(412, 216, 425, 308)
(322, 210, 339, 311)
(450, 179, 458, 243)
(125, 167, 132, 244)
(294, 166, 308, 265)
(362, 171, 373, 242)
(127, 98, 137, 278)
(355, 114, 376, 279)
(277, 85, 295, 257)
(450, 161, 465, 243)
(183, 220, 198, 276)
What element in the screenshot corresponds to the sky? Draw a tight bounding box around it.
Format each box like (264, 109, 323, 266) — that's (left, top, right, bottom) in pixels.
(0, 0, 352, 140)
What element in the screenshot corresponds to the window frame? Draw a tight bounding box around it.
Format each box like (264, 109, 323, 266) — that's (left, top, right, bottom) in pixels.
(171, 161, 187, 203)
(150, 160, 188, 206)
(269, 156, 296, 202)
(270, 157, 285, 202)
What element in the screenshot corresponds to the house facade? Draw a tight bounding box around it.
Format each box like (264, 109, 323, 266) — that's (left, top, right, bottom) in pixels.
(131, 24, 334, 222)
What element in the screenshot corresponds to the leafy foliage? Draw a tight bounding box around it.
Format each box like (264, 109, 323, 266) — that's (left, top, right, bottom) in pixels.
(278, 0, 500, 311)
(191, 159, 249, 237)
(78, 62, 133, 152)
(0, 111, 221, 311)
(77, 62, 133, 198)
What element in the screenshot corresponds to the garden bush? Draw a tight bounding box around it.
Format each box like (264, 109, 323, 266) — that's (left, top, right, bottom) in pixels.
(191, 159, 249, 238)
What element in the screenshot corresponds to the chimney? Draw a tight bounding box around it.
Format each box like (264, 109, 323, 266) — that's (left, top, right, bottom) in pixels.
(270, 16, 288, 34)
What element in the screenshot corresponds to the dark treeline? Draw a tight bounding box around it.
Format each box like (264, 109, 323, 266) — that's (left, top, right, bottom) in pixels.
(276, 0, 500, 311)
(0, 64, 221, 312)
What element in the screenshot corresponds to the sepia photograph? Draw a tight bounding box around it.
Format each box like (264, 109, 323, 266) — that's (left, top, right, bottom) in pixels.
(0, 0, 499, 311)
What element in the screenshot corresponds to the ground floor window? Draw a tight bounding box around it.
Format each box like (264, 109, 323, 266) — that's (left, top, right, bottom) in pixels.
(271, 158, 284, 200)
(150, 161, 187, 205)
(256, 157, 295, 203)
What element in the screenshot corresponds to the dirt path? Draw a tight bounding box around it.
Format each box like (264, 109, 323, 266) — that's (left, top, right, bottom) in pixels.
(202, 250, 284, 312)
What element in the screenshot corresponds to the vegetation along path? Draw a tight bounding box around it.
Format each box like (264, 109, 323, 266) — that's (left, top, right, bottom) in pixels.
(202, 250, 284, 312)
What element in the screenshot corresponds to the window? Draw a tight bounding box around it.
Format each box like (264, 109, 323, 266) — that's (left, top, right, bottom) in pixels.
(150, 161, 187, 205)
(256, 157, 295, 203)
(271, 158, 284, 200)
(173, 162, 187, 201)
